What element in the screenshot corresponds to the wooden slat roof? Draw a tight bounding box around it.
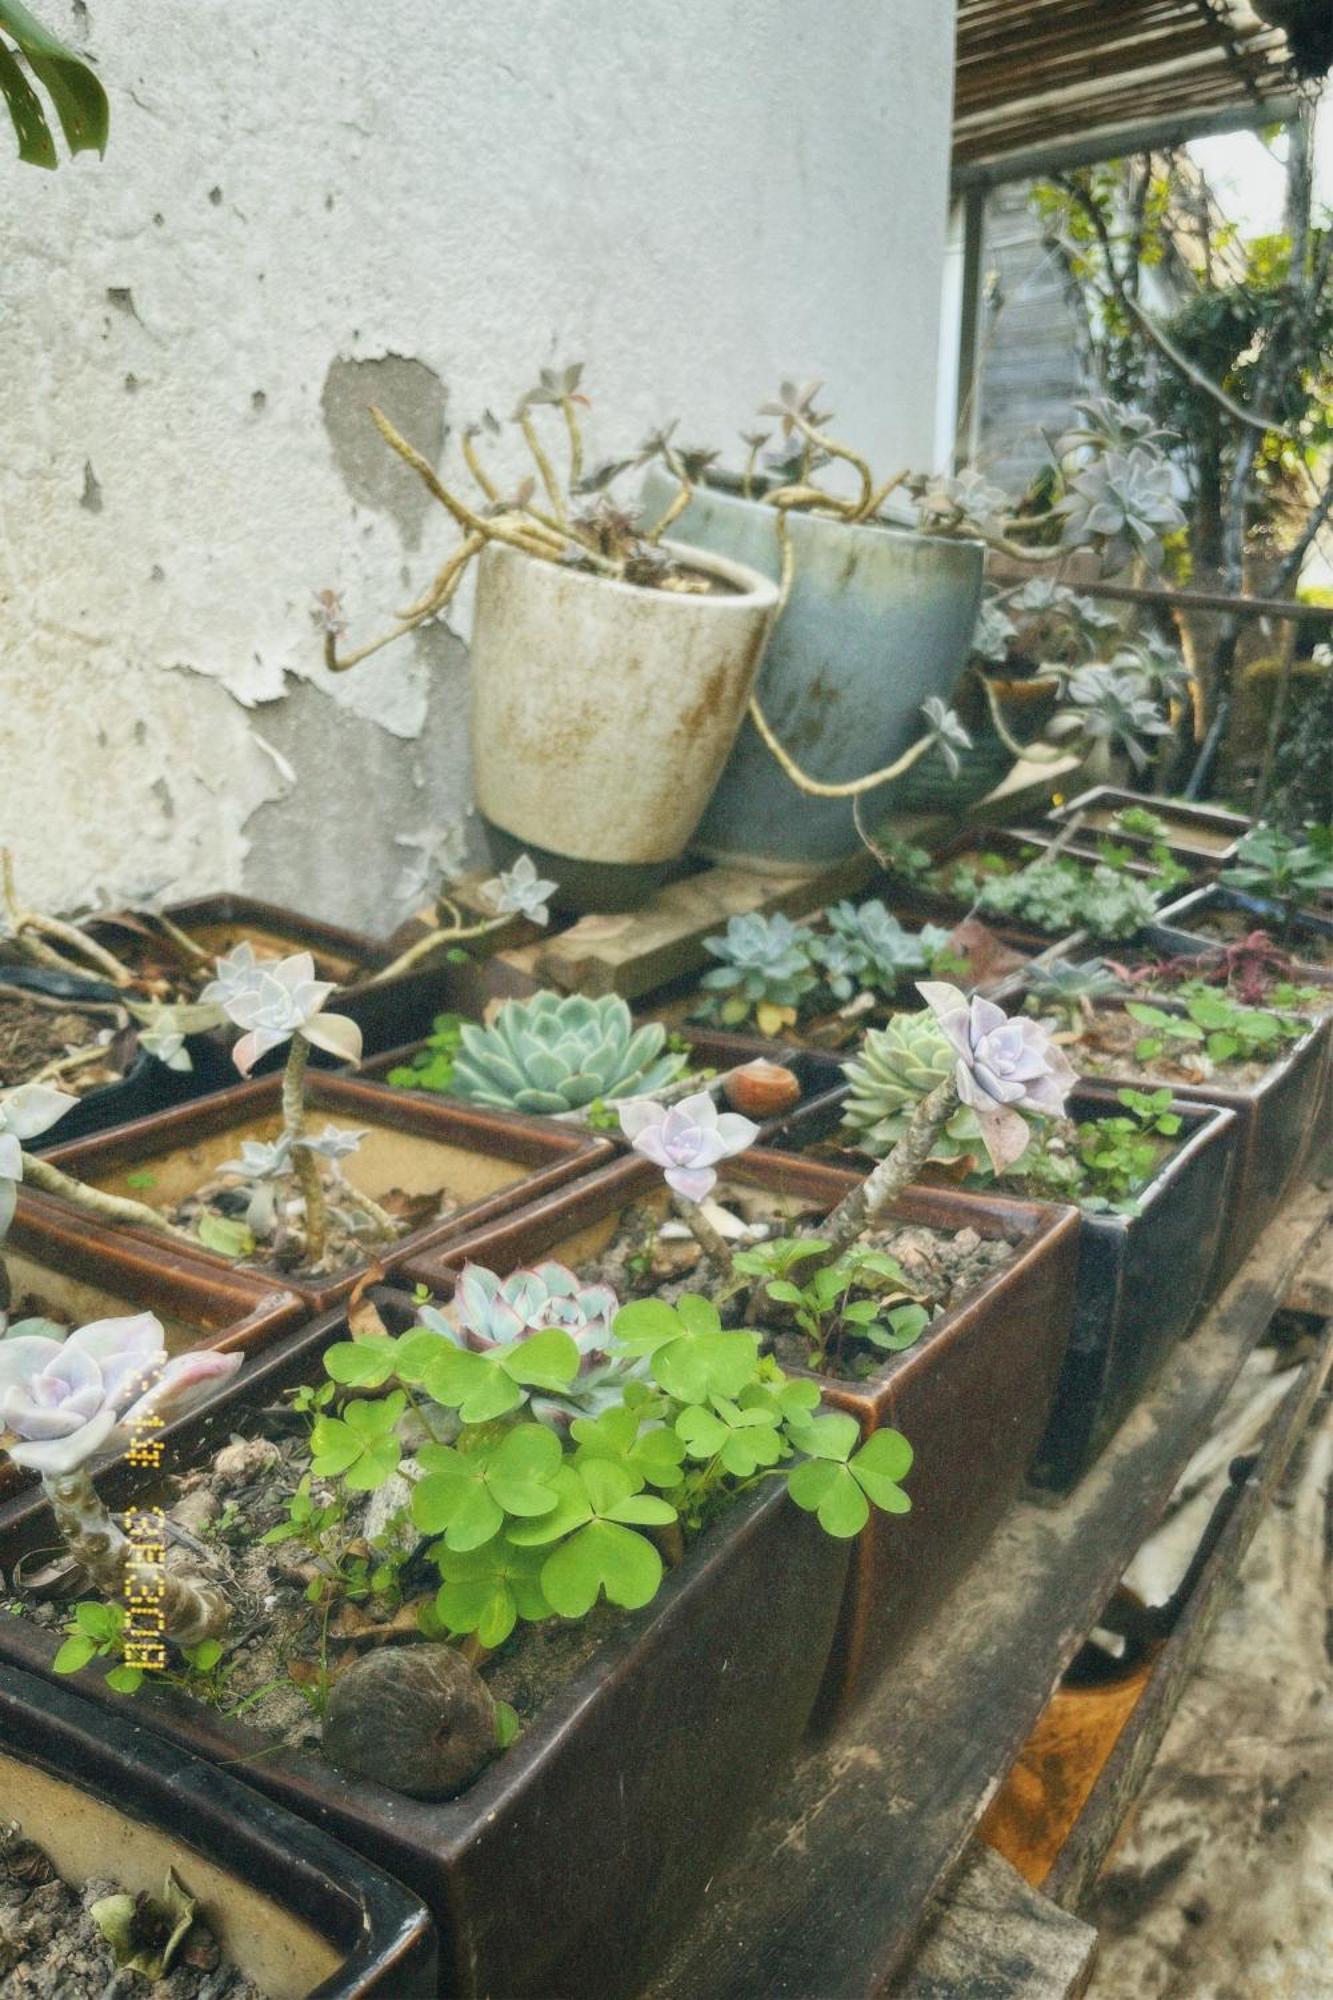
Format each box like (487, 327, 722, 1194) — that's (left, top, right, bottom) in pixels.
(954, 0, 1305, 183)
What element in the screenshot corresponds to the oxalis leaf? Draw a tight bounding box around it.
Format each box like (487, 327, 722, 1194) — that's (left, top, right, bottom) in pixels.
(786, 1416, 913, 1538)
(613, 1295, 759, 1404)
(504, 1456, 677, 1614)
(405, 1326, 580, 1422)
(411, 1423, 564, 1551)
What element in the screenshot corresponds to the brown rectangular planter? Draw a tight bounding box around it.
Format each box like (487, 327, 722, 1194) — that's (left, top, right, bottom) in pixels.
(0, 1190, 305, 1504)
(0, 1662, 437, 1997)
(1065, 995, 1332, 1283)
(91, 891, 510, 1071)
(402, 1151, 1081, 1719)
(39, 1075, 612, 1314)
(0, 1301, 848, 2000)
(1049, 785, 1248, 867)
(1154, 881, 1333, 966)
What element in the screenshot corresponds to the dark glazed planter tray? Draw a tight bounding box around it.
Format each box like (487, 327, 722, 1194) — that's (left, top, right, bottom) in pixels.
(402, 1150, 1080, 1718)
(0, 1304, 847, 2000)
(365, 1020, 849, 1154)
(1062, 991, 1331, 1283)
(1154, 881, 1333, 963)
(1049, 784, 1248, 865)
(0, 1189, 304, 1503)
(0, 1663, 437, 1997)
(1022, 1085, 1239, 1493)
(91, 891, 505, 1074)
(39, 1075, 612, 1313)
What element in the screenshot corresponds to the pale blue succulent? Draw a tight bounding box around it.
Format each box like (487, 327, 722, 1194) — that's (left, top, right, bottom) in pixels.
(423, 1261, 645, 1425)
(700, 912, 818, 1010)
(448, 992, 687, 1115)
(822, 901, 953, 995)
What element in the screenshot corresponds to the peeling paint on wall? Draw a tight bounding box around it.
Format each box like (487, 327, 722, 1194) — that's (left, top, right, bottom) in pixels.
(0, 0, 954, 934)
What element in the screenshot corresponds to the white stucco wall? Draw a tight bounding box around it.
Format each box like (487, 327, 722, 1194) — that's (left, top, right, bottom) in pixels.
(1, 0, 957, 933)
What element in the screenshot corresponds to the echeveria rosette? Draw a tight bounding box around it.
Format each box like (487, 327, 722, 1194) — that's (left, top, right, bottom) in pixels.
(201, 943, 363, 1077)
(618, 1091, 759, 1202)
(0, 1313, 242, 1475)
(917, 981, 1075, 1172)
(447, 1260, 618, 1354)
(0, 1084, 79, 1239)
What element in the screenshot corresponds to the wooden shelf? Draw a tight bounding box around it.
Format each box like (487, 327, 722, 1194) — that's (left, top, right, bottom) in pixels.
(639, 1173, 1333, 2000)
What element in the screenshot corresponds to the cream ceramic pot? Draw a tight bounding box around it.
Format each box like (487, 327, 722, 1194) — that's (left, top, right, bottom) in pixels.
(470, 537, 778, 909)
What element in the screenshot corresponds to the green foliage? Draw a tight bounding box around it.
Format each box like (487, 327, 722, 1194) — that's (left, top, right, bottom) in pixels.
(786, 1413, 913, 1538)
(1222, 826, 1333, 928)
(445, 992, 688, 1115)
(976, 859, 1158, 941)
(1096, 815, 1191, 894)
(0, 0, 108, 169)
(985, 1085, 1181, 1215)
(300, 1279, 912, 1652)
(387, 1011, 467, 1094)
(52, 1599, 140, 1692)
(732, 1237, 929, 1374)
(1124, 990, 1306, 1069)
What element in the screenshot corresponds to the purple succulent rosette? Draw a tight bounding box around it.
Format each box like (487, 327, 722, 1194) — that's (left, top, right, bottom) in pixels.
(0, 1313, 242, 1476)
(617, 1091, 760, 1203)
(917, 980, 1076, 1172)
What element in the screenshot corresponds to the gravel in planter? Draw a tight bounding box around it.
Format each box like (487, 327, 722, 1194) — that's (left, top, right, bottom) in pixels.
(0, 1829, 261, 1997)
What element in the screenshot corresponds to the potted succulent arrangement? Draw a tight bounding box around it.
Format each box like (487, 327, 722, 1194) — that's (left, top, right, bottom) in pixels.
(640, 391, 1185, 867)
(398, 988, 1082, 1711)
(1007, 959, 1329, 1279)
(374, 986, 847, 1150)
(0, 985, 1087, 1992)
(320, 366, 780, 912)
(0, 1279, 859, 1997)
(883, 828, 1167, 950)
(834, 976, 1240, 1490)
(0, 1662, 437, 1995)
(0, 853, 229, 1144)
(34, 938, 610, 1312)
(690, 896, 1031, 1044)
(1156, 824, 1333, 963)
(638, 384, 984, 869)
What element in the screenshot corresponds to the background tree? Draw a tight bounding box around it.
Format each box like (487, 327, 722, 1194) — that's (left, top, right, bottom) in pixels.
(1032, 103, 1333, 801)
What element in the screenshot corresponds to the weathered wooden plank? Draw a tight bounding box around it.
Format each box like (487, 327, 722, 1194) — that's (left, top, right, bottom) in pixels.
(637, 1177, 1333, 2000)
(506, 854, 877, 1001)
(893, 1846, 1098, 2000)
(1042, 1328, 1333, 1914)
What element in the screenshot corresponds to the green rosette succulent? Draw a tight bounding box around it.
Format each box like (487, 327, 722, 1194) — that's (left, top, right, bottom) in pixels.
(840, 1013, 981, 1161)
(449, 993, 688, 1115)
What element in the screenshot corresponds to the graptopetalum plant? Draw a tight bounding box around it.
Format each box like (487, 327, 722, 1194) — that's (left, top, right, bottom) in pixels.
(317, 366, 745, 679)
(0, 1314, 240, 1650)
(199, 944, 396, 1269)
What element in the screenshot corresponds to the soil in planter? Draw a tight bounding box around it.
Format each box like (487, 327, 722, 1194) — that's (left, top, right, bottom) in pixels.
(165, 1164, 451, 1283)
(0, 995, 132, 1099)
(1072, 1007, 1290, 1089)
(0, 1830, 261, 1998)
(1185, 907, 1333, 966)
(574, 1182, 1023, 1382)
(13, 1427, 661, 1791)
